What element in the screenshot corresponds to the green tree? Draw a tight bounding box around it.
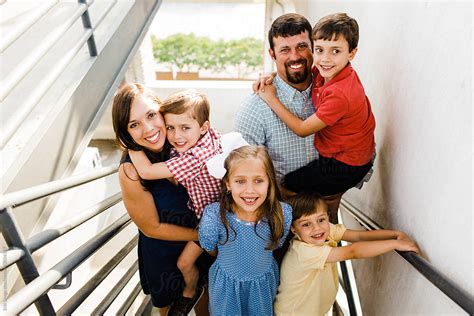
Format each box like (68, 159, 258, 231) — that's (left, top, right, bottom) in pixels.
(223, 37, 263, 77)
(152, 33, 264, 78)
(152, 33, 207, 72)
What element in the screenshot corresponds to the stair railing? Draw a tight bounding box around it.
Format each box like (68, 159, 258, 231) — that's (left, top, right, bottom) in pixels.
(0, 0, 117, 148)
(340, 199, 474, 315)
(0, 164, 145, 315)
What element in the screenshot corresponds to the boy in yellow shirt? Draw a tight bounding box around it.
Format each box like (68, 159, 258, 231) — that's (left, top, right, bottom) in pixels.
(274, 192, 419, 315)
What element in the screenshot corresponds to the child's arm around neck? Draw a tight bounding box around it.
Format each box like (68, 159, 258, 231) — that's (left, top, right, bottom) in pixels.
(325, 228, 420, 263)
(257, 84, 326, 137)
(129, 150, 173, 180)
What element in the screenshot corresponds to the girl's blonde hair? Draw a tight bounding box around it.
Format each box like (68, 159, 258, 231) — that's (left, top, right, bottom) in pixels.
(219, 145, 284, 250)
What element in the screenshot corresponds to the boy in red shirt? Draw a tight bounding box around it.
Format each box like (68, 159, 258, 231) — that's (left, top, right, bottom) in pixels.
(258, 13, 375, 220)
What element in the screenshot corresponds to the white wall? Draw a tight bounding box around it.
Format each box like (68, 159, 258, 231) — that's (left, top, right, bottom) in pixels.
(297, 1, 472, 314)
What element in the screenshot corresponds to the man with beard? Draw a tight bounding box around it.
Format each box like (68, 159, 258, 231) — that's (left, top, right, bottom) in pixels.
(235, 13, 317, 184)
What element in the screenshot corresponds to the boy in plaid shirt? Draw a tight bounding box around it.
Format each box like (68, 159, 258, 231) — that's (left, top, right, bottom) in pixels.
(129, 89, 222, 315)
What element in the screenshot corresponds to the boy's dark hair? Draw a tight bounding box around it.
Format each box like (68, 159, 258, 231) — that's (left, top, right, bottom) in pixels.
(268, 13, 313, 51)
(287, 191, 328, 222)
(312, 13, 359, 52)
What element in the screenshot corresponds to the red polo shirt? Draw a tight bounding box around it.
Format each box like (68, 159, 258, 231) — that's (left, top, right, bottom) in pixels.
(312, 64, 375, 166)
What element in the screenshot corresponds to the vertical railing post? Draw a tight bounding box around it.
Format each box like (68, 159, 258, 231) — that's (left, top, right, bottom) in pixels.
(0, 207, 55, 315)
(2, 244, 6, 313)
(78, 0, 98, 56)
(339, 259, 357, 315)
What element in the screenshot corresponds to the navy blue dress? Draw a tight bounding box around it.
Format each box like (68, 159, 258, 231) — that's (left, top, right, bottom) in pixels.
(123, 157, 213, 308)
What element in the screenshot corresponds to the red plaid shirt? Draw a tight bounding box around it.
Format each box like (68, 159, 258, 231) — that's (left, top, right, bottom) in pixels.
(165, 127, 222, 218)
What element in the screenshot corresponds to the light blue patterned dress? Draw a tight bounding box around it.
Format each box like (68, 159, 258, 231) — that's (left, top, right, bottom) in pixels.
(199, 202, 292, 316)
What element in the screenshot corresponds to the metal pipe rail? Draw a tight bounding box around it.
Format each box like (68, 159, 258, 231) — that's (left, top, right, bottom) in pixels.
(0, 192, 122, 271)
(1, 206, 56, 314)
(0, 29, 93, 149)
(339, 259, 357, 315)
(4, 214, 132, 314)
(0, 0, 59, 53)
(117, 282, 143, 315)
(0, 164, 118, 209)
(135, 296, 152, 316)
(340, 199, 474, 315)
(0, 164, 129, 315)
(0, 2, 90, 102)
(0, 0, 58, 53)
(26, 192, 122, 253)
(0, 0, 117, 148)
(91, 259, 139, 315)
(0, 247, 24, 271)
(79, 0, 98, 56)
(56, 237, 138, 315)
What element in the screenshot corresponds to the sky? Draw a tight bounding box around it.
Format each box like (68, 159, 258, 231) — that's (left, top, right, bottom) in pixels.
(150, 2, 266, 40)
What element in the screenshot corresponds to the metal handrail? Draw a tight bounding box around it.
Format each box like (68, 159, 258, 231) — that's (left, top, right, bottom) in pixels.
(56, 237, 138, 315)
(135, 295, 152, 316)
(0, 28, 93, 148)
(91, 260, 139, 315)
(1, 206, 55, 314)
(340, 199, 474, 315)
(0, 3, 89, 102)
(26, 192, 122, 253)
(339, 259, 357, 315)
(0, 0, 58, 53)
(0, 247, 25, 271)
(0, 0, 116, 148)
(4, 214, 132, 314)
(79, 0, 97, 56)
(0, 164, 118, 209)
(1, 0, 163, 313)
(0, 160, 146, 315)
(0, 192, 122, 271)
(117, 282, 142, 315)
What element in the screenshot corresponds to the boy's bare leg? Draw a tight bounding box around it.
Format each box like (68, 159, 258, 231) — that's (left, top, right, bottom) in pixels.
(150, 305, 170, 316)
(177, 241, 204, 298)
(156, 306, 170, 316)
(279, 185, 297, 201)
(323, 192, 344, 224)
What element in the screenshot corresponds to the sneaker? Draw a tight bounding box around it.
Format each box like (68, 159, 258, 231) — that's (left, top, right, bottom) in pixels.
(168, 287, 204, 316)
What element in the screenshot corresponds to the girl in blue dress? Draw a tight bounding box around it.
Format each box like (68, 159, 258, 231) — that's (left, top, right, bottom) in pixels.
(199, 145, 292, 315)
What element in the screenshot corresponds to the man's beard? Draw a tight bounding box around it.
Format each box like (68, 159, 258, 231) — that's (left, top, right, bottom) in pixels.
(285, 59, 310, 84)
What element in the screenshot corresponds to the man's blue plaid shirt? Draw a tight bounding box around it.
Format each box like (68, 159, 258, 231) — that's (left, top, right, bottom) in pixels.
(235, 75, 318, 182)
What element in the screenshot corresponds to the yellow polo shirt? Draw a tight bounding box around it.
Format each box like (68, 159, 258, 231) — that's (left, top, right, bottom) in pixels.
(274, 223, 346, 316)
